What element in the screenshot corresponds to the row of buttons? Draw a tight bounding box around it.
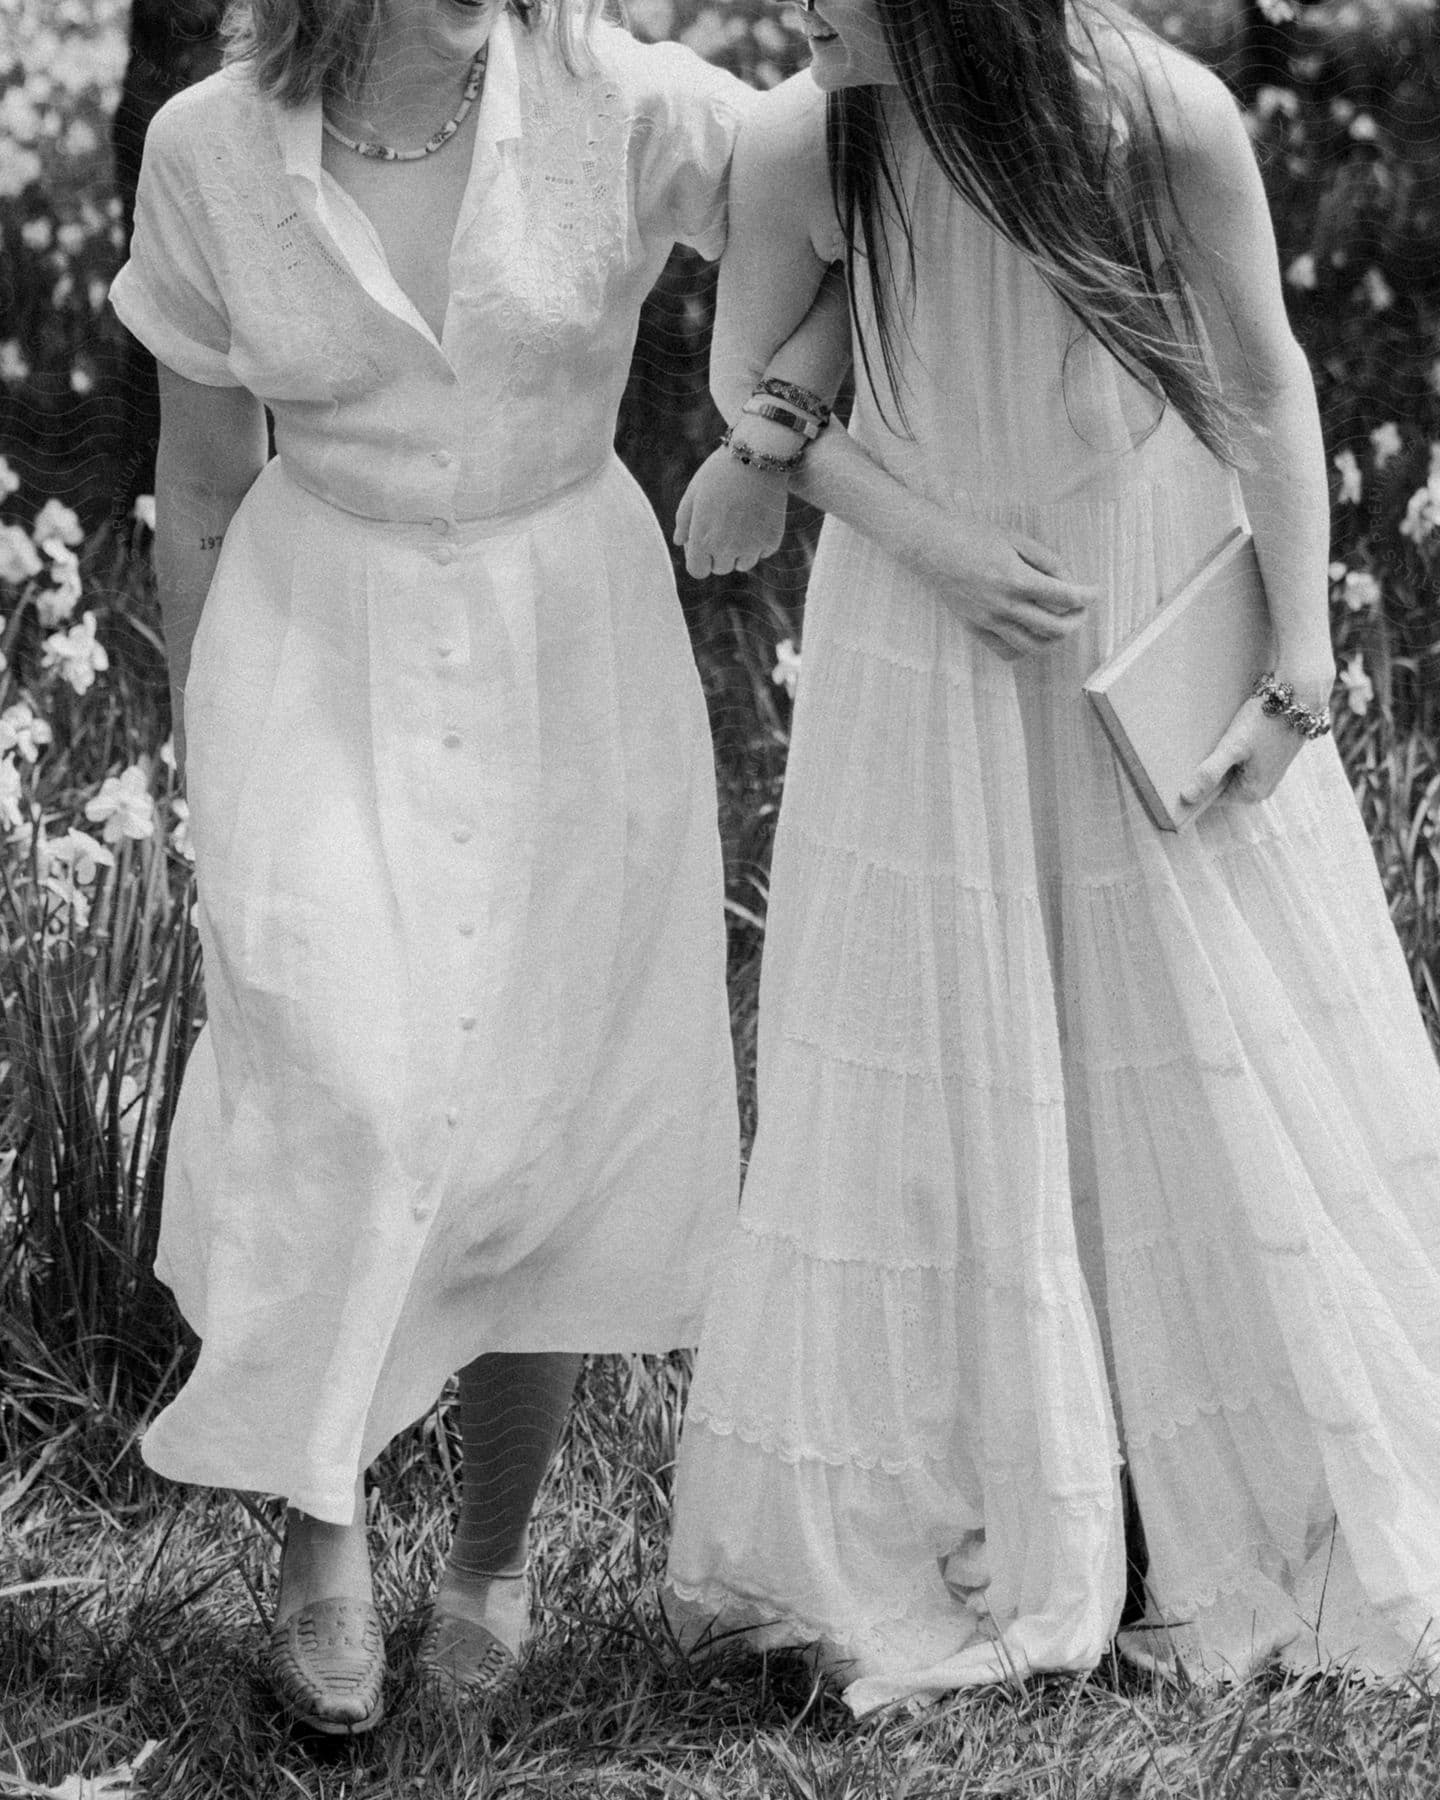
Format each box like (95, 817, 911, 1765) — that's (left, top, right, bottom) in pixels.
(418, 524, 473, 1219)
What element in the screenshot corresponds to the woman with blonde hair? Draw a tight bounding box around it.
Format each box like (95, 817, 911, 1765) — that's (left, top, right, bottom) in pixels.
(111, 0, 755, 1734)
(666, 0, 1440, 1712)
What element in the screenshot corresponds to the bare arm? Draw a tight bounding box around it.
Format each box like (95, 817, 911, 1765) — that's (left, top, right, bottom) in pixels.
(1153, 53, 1336, 805)
(154, 363, 268, 773)
(1163, 57, 1333, 705)
(678, 76, 1097, 651)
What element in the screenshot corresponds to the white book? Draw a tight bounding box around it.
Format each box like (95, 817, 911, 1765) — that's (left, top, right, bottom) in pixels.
(1082, 527, 1273, 832)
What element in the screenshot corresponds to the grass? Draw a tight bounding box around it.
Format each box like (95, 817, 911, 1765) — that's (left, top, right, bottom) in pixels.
(4, 1354, 1440, 1799)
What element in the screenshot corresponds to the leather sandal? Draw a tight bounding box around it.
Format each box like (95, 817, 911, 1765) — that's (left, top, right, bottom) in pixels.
(418, 1607, 521, 1700)
(267, 1596, 387, 1734)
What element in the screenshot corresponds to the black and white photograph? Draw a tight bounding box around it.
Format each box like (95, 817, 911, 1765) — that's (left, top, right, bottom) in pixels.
(2, 0, 1439, 1793)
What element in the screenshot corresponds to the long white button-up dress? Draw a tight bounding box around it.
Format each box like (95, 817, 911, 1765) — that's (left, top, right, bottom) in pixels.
(110, 14, 747, 1525)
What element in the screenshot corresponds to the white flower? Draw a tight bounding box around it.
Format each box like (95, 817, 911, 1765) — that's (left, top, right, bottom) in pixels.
(1339, 654, 1374, 717)
(33, 497, 83, 547)
(0, 522, 43, 586)
(61, 116, 97, 158)
(1399, 482, 1440, 544)
(1341, 570, 1382, 613)
(0, 141, 42, 200)
(1285, 254, 1317, 291)
(42, 609, 109, 694)
(0, 754, 24, 831)
(771, 637, 802, 700)
(1255, 0, 1296, 21)
(170, 794, 194, 862)
(1361, 268, 1394, 313)
(1430, 359, 1440, 398)
(36, 540, 81, 625)
(1332, 449, 1363, 506)
(68, 366, 93, 396)
(85, 764, 156, 844)
(1328, 560, 1348, 582)
(132, 494, 156, 532)
(0, 701, 52, 762)
(1253, 86, 1300, 122)
(1399, 448, 1440, 545)
(19, 214, 52, 251)
(1369, 422, 1402, 470)
(0, 340, 30, 383)
(41, 824, 113, 885)
(0, 455, 18, 500)
(1348, 113, 1379, 142)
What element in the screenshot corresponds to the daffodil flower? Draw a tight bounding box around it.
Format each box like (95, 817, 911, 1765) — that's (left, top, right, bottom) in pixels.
(0, 700, 53, 763)
(0, 522, 43, 586)
(41, 609, 108, 695)
(771, 638, 801, 700)
(1332, 449, 1362, 507)
(1340, 654, 1374, 717)
(32, 497, 83, 548)
(84, 765, 157, 845)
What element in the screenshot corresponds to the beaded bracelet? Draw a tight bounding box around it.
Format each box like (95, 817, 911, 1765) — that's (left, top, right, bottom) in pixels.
(755, 377, 832, 428)
(741, 397, 825, 442)
(721, 426, 805, 476)
(1252, 672, 1333, 740)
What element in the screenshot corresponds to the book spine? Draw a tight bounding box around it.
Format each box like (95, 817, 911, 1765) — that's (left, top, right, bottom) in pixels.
(1082, 689, 1181, 832)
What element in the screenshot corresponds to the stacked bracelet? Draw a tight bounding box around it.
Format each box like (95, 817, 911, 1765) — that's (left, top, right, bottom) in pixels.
(725, 378, 832, 475)
(755, 378, 832, 428)
(721, 426, 805, 476)
(1252, 672, 1333, 740)
(742, 397, 825, 441)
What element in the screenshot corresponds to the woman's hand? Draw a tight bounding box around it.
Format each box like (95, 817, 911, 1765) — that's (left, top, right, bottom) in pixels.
(674, 447, 789, 579)
(1179, 665, 1336, 810)
(908, 508, 1100, 659)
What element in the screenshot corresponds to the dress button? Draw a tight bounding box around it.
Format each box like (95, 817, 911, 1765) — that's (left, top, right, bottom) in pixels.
(446, 1107, 459, 1127)
(436, 644, 454, 660)
(412, 1203, 432, 1223)
(458, 919, 476, 937)
(452, 826, 472, 845)
(442, 730, 462, 749)
(434, 544, 455, 566)
(431, 516, 452, 534)
(433, 450, 453, 468)
(459, 1014, 477, 1031)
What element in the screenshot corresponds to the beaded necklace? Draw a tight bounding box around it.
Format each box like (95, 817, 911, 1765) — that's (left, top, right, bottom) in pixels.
(322, 45, 488, 162)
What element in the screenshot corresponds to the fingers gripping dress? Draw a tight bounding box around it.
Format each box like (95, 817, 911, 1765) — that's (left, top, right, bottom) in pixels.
(668, 98, 1440, 1710)
(109, 16, 747, 1526)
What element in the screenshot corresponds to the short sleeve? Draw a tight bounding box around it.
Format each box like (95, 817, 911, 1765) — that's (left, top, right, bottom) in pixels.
(109, 101, 239, 387)
(609, 33, 759, 263)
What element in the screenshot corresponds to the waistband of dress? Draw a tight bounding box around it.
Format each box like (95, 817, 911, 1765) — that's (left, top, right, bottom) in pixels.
(275, 458, 617, 541)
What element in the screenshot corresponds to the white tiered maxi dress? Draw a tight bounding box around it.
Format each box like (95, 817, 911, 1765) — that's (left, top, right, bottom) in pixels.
(109, 18, 748, 1525)
(667, 100, 1440, 1712)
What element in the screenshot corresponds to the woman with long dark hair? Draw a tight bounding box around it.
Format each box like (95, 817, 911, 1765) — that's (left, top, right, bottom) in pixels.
(665, 0, 1440, 1710)
(110, 0, 753, 1735)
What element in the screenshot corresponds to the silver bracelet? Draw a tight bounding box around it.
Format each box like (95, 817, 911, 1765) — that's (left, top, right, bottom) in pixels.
(1252, 672, 1333, 740)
